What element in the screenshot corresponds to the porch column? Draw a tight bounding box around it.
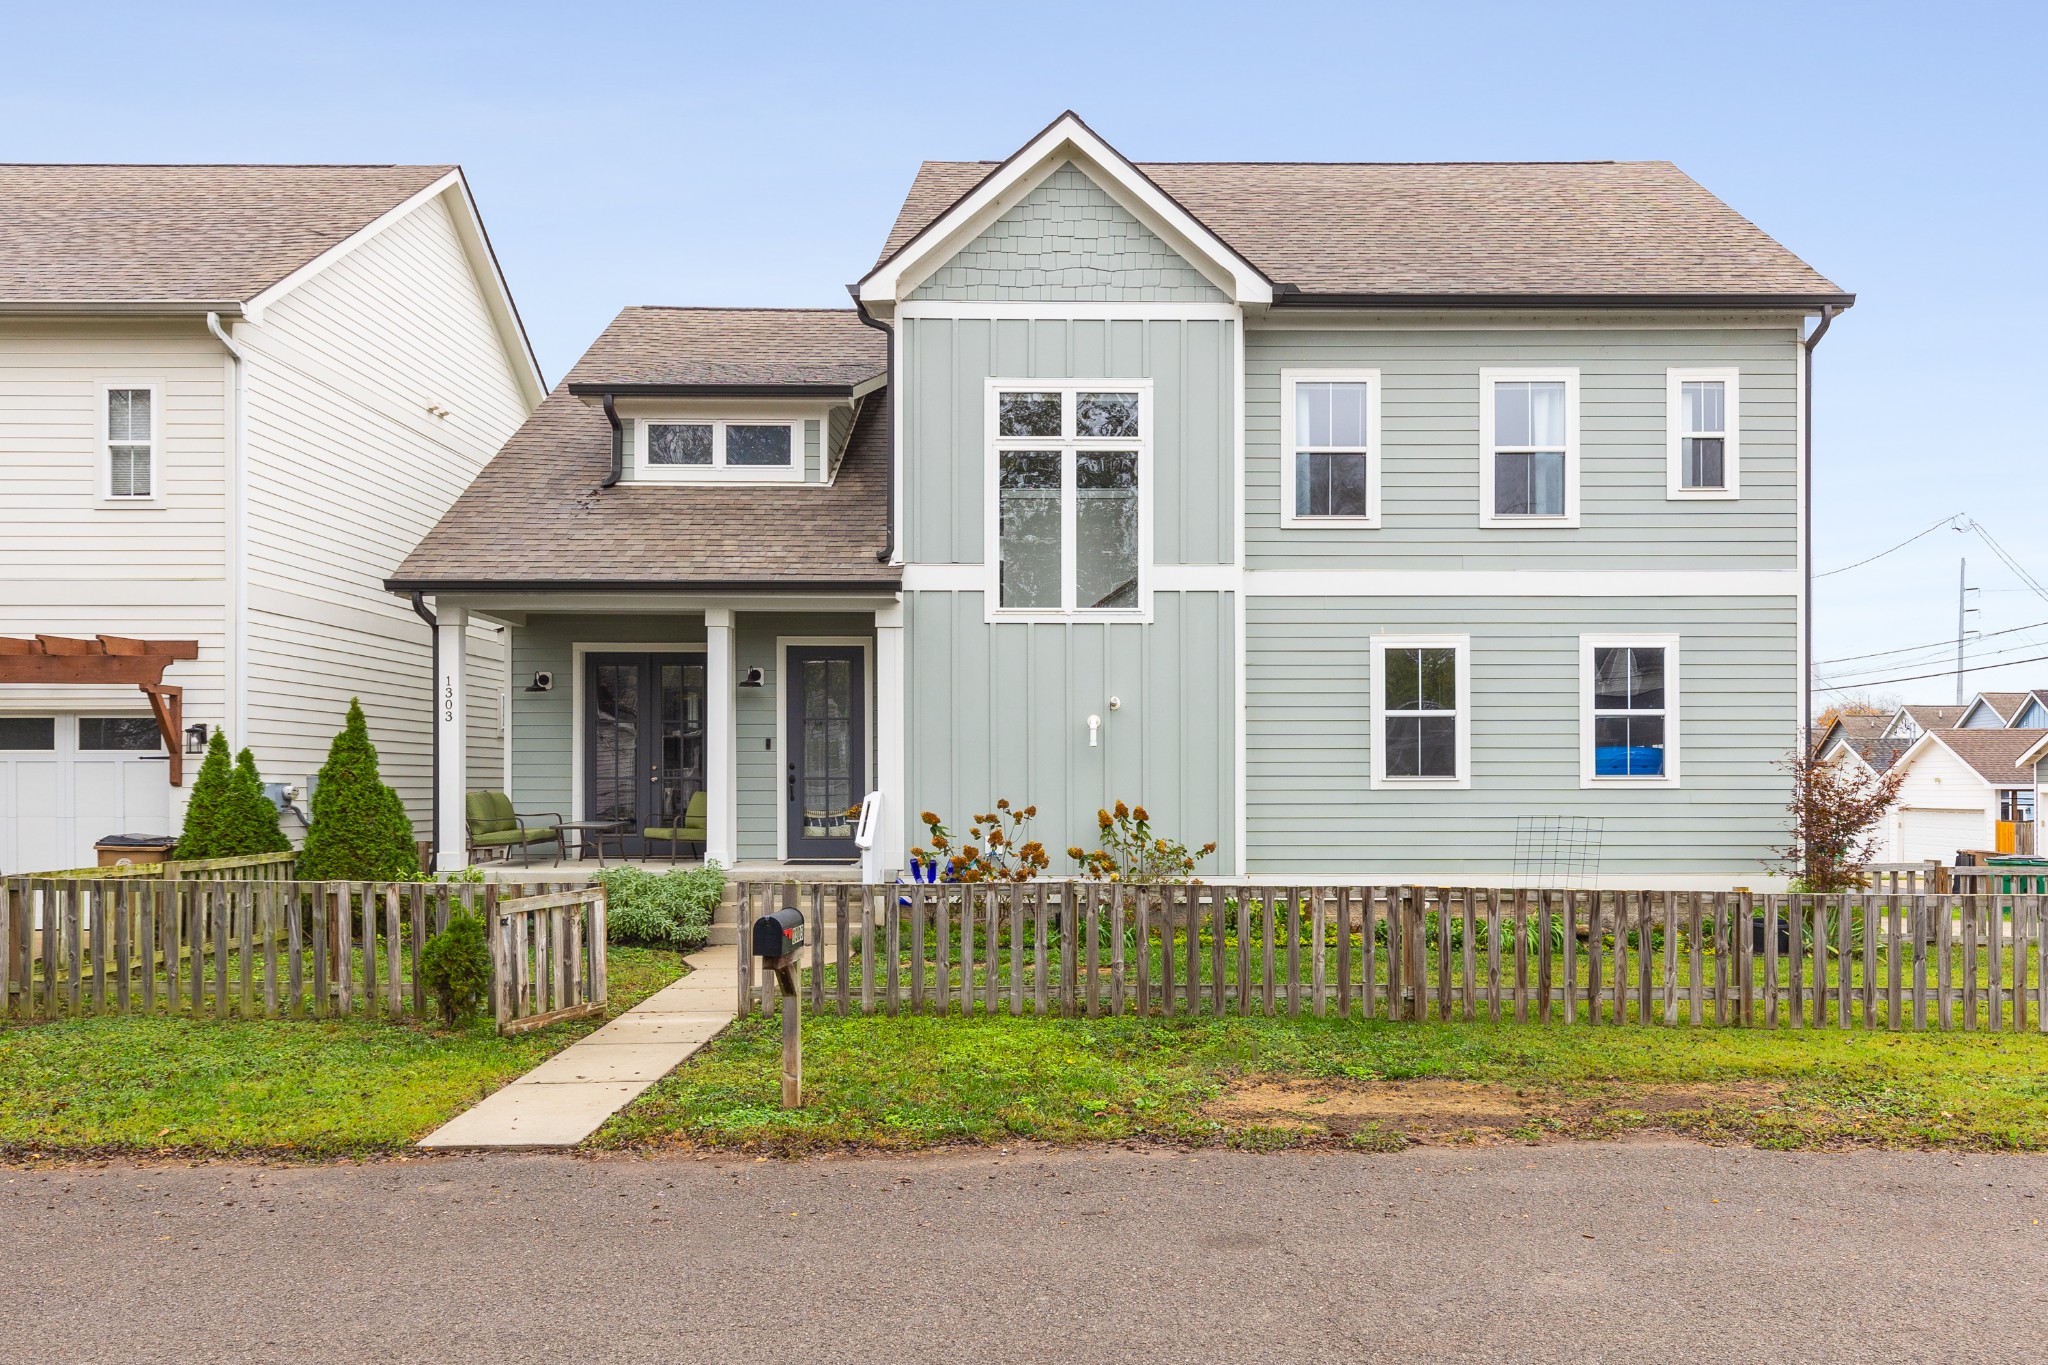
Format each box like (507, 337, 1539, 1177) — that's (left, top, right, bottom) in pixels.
(704, 608, 739, 867)
(875, 599, 906, 879)
(433, 604, 469, 874)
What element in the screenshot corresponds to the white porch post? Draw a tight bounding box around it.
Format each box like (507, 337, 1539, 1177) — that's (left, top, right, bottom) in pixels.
(704, 608, 739, 867)
(875, 599, 906, 879)
(433, 604, 469, 874)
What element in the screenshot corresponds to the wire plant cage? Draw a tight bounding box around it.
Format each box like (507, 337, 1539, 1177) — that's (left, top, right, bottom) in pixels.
(1512, 815, 1605, 889)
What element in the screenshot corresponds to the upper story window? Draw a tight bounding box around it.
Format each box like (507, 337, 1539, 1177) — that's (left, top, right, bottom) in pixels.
(1667, 369, 1740, 499)
(987, 380, 1149, 618)
(637, 418, 802, 483)
(1581, 636, 1679, 787)
(1280, 369, 1380, 528)
(1478, 369, 1579, 528)
(102, 384, 157, 501)
(1371, 635, 1470, 789)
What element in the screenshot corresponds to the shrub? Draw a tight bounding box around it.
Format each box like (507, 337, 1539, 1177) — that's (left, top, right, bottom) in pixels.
(1069, 800, 1216, 883)
(172, 730, 234, 860)
(596, 862, 724, 952)
(419, 910, 492, 1027)
(299, 698, 420, 882)
(225, 748, 292, 855)
(1779, 746, 1903, 892)
(910, 799, 1049, 882)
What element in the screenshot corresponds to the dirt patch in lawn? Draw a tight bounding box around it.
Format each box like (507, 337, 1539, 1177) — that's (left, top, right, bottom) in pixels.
(1205, 1077, 1781, 1142)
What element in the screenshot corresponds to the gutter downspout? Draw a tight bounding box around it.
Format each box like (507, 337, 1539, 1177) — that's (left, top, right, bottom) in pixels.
(600, 393, 623, 488)
(205, 312, 248, 746)
(1800, 304, 1842, 757)
(411, 591, 439, 869)
(850, 290, 895, 563)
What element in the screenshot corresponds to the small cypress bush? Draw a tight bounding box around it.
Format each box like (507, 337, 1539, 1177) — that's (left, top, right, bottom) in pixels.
(172, 730, 235, 860)
(226, 747, 292, 856)
(299, 698, 420, 882)
(420, 910, 492, 1026)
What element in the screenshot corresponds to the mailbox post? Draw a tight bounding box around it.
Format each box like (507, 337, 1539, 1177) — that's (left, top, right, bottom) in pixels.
(751, 904, 807, 1108)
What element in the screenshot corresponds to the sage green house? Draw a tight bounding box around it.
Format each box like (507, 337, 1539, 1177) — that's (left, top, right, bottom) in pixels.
(394, 112, 1851, 886)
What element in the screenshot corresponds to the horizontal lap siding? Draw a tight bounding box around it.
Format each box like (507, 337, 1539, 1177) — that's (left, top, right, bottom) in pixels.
(1246, 595, 1796, 877)
(906, 590, 1236, 875)
(1245, 325, 1798, 571)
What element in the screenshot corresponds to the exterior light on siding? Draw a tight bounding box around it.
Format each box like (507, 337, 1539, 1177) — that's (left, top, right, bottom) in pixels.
(184, 723, 209, 755)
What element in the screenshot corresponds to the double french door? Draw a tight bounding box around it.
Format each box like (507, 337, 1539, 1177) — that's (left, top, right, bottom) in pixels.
(585, 652, 705, 858)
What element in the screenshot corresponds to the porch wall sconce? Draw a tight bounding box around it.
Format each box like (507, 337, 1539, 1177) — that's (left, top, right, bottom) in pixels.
(184, 722, 209, 755)
(525, 670, 554, 693)
(739, 666, 766, 688)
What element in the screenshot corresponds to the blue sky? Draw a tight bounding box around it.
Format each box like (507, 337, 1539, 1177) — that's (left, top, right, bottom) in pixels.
(7, 0, 2041, 707)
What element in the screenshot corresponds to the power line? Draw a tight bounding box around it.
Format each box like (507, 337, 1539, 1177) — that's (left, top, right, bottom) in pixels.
(1816, 630, 2048, 689)
(1818, 649, 2048, 690)
(1814, 512, 1966, 578)
(1815, 614, 2048, 667)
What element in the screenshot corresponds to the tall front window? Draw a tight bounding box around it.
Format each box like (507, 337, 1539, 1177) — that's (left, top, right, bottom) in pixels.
(991, 382, 1147, 615)
(1480, 369, 1577, 527)
(1666, 369, 1740, 498)
(1373, 636, 1469, 788)
(105, 386, 154, 499)
(1582, 637, 1679, 786)
(1282, 370, 1379, 525)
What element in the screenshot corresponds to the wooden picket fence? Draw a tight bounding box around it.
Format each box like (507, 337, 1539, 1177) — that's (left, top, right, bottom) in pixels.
(1, 876, 605, 1033)
(736, 880, 2048, 1033)
(25, 851, 297, 882)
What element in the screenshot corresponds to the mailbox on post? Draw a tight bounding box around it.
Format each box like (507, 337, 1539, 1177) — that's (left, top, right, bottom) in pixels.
(750, 899, 807, 1109)
(752, 906, 806, 963)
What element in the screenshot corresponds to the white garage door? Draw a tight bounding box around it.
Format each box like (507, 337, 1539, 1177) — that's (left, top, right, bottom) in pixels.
(1899, 807, 1991, 865)
(0, 715, 171, 875)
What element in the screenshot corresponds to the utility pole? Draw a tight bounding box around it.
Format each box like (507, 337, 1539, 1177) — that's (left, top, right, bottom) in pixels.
(1954, 559, 1981, 704)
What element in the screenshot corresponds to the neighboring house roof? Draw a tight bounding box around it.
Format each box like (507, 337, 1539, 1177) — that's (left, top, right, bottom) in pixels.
(1960, 691, 2031, 726)
(1845, 736, 1913, 774)
(877, 152, 1847, 305)
(1916, 729, 2048, 785)
(388, 383, 896, 592)
(1891, 704, 1968, 736)
(1818, 712, 1891, 752)
(0, 163, 455, 310)
(563, 307, 886, 395)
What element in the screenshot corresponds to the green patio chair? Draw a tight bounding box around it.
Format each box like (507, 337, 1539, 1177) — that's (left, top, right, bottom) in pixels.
(465, 790, 563, 866)
(642, 791, 707, 864)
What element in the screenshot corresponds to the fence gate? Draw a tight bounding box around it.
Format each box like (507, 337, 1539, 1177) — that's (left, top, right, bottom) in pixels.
(491, 887, 608, 1034)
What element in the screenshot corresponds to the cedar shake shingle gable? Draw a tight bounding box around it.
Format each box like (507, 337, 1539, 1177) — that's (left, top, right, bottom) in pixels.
(0, 163, 454, 307)
(879, 158, 1845, 303)
(564, 307, 886, 391)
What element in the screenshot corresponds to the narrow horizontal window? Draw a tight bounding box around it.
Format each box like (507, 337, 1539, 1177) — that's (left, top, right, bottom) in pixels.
(78, 716, 162, 752)
(634, 418, 801, 480)
(646, 423, 712, 466)
(0, 717, 56, 750)
(724, 424, 791, 467)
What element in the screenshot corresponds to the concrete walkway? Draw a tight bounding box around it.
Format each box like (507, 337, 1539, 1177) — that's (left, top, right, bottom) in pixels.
(419, 944, 735, 1150)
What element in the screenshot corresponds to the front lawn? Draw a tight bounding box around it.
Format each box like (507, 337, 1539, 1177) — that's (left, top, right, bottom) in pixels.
(595, 1011, 2048, 1155)
(0, 947, 686, 1159)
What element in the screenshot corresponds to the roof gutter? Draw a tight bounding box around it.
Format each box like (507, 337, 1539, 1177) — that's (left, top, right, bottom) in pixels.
(568, 381, 862, 399)
(849, 289, 895, 564)
(600, 392, 622, 489)
(1800, 302, 1846, 757)
(1268, 289, 1859, 311)
(385, 576, 904, 595)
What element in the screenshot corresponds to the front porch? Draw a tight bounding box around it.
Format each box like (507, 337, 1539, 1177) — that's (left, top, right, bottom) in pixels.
(427, 594, 905, 880)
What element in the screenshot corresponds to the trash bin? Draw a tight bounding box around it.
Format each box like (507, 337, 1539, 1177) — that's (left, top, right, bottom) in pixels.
(94, 834, 177, 868)
(1985, 855, 2048, 898)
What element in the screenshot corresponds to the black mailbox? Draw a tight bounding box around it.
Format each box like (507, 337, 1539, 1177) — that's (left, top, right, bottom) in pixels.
(752, 906, 806, 960)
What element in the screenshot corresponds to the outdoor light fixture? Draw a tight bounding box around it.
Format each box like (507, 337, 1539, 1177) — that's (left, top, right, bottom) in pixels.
(525, 670, 554, 693)
(740, 666, 766, 688)
(184, 723, 209, 755)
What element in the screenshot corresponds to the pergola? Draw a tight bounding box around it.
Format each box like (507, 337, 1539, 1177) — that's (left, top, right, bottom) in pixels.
(0, 635, 201, 784)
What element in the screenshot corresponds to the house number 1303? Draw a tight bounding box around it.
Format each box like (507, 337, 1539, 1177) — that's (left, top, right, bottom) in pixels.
(442, 676, 456, 722)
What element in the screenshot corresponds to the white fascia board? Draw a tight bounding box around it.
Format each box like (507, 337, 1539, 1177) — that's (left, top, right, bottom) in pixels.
(2015, 733, 2048, 768)
(858, 112, 1272, 307)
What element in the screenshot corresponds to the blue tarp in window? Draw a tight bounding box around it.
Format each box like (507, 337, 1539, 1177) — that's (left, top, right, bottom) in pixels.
(1595, 745, 1664, 777)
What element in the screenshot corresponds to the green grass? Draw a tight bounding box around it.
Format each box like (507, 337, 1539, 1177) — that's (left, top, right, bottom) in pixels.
(595, 1010, 2048, 1156)
(0, 947, 686, 1159)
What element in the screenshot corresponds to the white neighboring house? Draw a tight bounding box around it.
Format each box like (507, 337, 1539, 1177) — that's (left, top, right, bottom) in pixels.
(0, 164, 543, 873)
(1874, 728, 2045, 864)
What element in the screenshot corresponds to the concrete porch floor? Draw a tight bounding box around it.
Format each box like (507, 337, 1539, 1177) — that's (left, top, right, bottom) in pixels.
(477, 858, 862, 883)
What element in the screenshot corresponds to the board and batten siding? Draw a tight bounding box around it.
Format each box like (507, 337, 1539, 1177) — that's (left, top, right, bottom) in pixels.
(1245, 594, 1795, 879)
(1244, 324, 1799, 570)
(0, 318, 230, 727)
(906, 590, 1237, 876)
(908, 162, 1227, 304)
(238, 190, 531, 826)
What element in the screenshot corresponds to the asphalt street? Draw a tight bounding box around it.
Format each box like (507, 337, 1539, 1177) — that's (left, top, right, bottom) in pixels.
(5, 1141, 2044, 1363)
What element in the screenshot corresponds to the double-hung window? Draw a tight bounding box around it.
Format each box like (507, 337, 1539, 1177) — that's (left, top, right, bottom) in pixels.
(1281, 369, 1380, 527)
(1581, 636, 1679, 786)
(989, 381, 1148, 618)
(1666, 369, 1740, 498)
(637, 418, 802, 482)
(102, 384, 157, 501)
(1371, 635, 1469, 788)
(1479, 368, 1578, 527)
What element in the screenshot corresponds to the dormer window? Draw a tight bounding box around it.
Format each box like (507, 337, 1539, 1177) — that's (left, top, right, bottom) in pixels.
(637, 418, 801, 482)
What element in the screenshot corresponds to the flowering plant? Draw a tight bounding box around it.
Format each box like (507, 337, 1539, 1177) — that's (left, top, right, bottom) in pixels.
(1067, 801, 1216, 884)
(910, 799, 1050, 883)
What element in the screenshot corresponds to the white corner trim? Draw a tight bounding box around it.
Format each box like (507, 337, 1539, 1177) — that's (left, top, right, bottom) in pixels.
(1243, 569, 1797, 597)
(1578, 634, 1682, 789)
(1369, 633, 1472, 791)
(899, 564, 985, 593)
(1666, 367, 1741, 500)
(1477, 367, 1580, 529)
(1151, 565, 1239, 592)
(1278, 368, 1382, 529)
(859, 113, 1271, 306)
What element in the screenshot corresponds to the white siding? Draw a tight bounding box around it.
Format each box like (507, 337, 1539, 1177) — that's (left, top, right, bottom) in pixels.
(1885, 740, 1995, 864)
(239, 191, 532, 825)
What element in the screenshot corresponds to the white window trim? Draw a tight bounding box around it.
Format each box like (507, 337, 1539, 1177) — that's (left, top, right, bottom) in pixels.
(97, 380, 162, 506)
(1666, 368, 1741, 500)
(633, 417, 804, 484)
(1579, 634, 1681, 789)
(1279, 368, 1381, 529)
(1477, 367, 1579, 529)
(1370, 633, 1471, 790)
(982, 377, 1154, 624)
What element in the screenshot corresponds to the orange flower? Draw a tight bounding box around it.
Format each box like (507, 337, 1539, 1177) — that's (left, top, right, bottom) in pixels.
(1114, 800, 1130, 820)
(996, 797, 1010, 810)
(1066, 846, 1084, 859)
(1133, 804, 1149, 823)
(920, 812, 940, 826)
